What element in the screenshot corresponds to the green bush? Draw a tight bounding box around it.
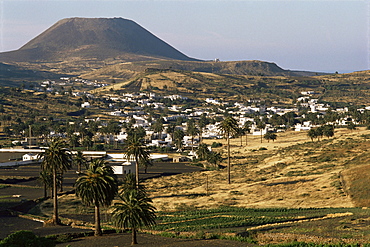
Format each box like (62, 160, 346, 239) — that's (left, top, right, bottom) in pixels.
(211, 142, 222, 148)
(0, 230, 55, 247)
(93, 144, 105, 151)
(55, 234, 73, 243)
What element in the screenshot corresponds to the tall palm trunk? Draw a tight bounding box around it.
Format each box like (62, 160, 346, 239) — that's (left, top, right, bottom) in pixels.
(95, 204, 102, 236)
(52, 169, 59, 224)
(227, 134, 231, 184)
(260, 131, 263, 143)
(191, 135, 194, 153)
(59, 172, 63, 192)
(43, 184, 47, 198)
(135, 155, 139, 186)
(132, 227, 138, 245)
(199, 128, 203, 144)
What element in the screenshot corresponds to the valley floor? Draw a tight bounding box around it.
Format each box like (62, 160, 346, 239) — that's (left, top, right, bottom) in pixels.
(2, 127, 370, 245)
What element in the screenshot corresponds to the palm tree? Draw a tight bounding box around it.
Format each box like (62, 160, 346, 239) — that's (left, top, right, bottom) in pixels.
(75, 159, 118, 236)
(243, 121, 252, 146)
(152, 118, 164, 140)
(186, 119, 199, 153)
(120, 174, 146, 196)
(125, 134, 151, 185)
(166, 123, 177, 143)
(217, 117, 238, 184)
(347, 122, 356, 131)
(38, 170, 53, 198)
(257, 121, 266, 143)
(173, 128, 185, 151)
(197, 114, 209, 144)
(322, 125, 335, 138)
(307, 128, 317, 142)
(74, 150, 87, 173)
(196, 143, 211, 161)
(237, 127, 245, 147)
(264, 131, 277, 143)
(307, 127, 323, 142)
(138, 158, 153, 174)
(111, 188, 156, 245)
(207, 151, 223, 168)
(38, 138, 72, 225)
(69, 134, 80, 149)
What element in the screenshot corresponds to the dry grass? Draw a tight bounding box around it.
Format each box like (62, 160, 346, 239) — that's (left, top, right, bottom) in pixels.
(146, 127, 370, 211)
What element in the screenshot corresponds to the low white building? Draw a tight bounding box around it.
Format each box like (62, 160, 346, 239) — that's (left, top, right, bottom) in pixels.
(22, 153, 39, 161)
(294, 121, 315, 131)
(81, 102, 91, 108)
(112, 161, 136, 175)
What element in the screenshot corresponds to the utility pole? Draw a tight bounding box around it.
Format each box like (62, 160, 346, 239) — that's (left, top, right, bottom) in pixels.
(205, 174, 209, 196)
(29, 125, 32, 147)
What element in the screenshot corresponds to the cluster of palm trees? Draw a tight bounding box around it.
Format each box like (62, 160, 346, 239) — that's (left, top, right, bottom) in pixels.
(38, 138, 156, 245)
(264, 131, 277, 142)
(307, 125, 334, 141)
(196, 143, 223, 167)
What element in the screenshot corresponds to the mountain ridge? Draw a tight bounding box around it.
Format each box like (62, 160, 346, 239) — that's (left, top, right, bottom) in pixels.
(0, 17, 332, 87)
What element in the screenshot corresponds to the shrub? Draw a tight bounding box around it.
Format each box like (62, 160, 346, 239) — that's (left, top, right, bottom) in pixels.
(211, 142, 222, 148)
(93, 144, 105, 151)
(190, 162, 203, 168)
(0, 230, 55, 247)
(55, 234, 73, 243)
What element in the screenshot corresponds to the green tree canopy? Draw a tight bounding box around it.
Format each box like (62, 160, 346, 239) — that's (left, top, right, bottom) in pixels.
(75, 159, 118, 236)
(112, 187, 156, 245)
(125, 133, 151, 185)
(217, 116, 238, 184)
(38, 138, 72, 225)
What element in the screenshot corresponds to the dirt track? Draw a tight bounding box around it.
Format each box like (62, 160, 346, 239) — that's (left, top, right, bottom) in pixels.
(55, 232, 253, 247)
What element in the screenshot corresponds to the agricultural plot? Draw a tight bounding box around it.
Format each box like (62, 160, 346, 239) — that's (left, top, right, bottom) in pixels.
(153, 207, 370, 244)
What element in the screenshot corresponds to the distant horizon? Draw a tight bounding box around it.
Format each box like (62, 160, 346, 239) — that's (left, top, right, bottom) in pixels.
(0, 46, 363, 75)
(0, 1, 368, 73)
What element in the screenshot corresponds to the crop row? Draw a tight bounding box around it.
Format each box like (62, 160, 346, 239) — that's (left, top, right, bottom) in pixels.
(155, 216, 299, 232)
(158, 206, 357, 219)
(155, 207, 363, 232)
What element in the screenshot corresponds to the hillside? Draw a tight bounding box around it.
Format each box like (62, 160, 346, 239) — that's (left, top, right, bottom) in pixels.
(90, 68, 370, 105)
(145, 127, 370, 211)
(82, 59, 327, 81)
(0, 62, 63, 87)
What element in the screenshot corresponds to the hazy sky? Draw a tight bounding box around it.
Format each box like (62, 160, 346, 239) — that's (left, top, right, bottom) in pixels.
(0, 0, 368, 73)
